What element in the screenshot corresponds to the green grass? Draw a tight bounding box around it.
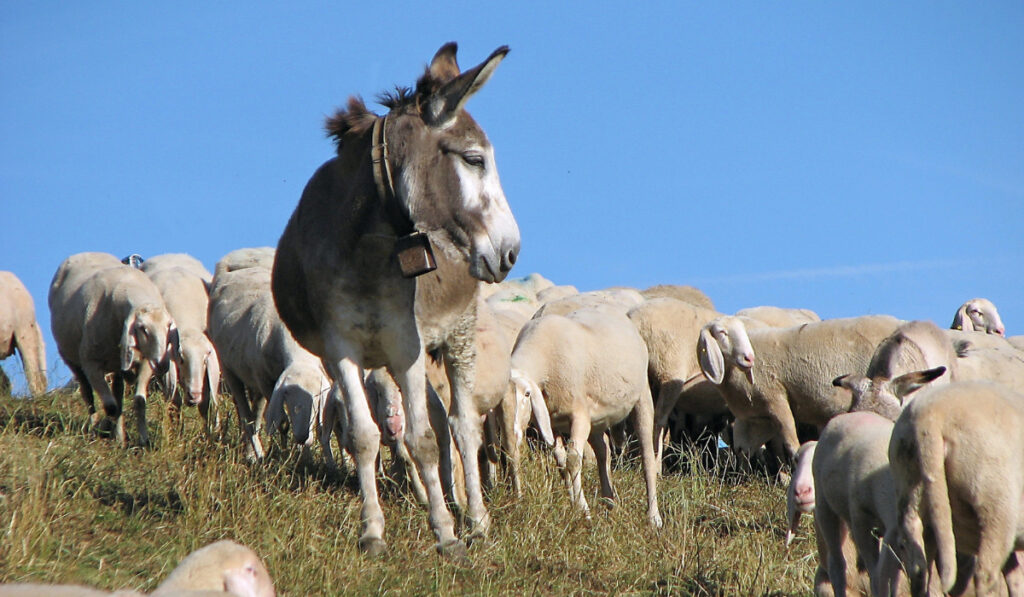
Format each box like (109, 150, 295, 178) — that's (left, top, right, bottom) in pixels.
(0, 388, 819, 595)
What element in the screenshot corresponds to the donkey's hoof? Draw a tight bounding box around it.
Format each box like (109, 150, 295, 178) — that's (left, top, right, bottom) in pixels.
(436, 539, 470, 565)
(358, 536, 388, 558)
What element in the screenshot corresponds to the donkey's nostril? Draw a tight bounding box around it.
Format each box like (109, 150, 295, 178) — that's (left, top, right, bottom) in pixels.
(505, 249, 517, 266)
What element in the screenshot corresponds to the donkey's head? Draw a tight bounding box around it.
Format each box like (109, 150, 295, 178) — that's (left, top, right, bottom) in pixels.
(328, 43, 520, 283)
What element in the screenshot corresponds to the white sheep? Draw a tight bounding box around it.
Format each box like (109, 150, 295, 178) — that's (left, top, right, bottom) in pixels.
(145, 264, 221, 438)
(534, 284, 579, 305)
(946, 329, 1024, 389)
(951, 297, 1005, 336)
(626, 297, 729, 471)
(0, 540, 273, 597)
(49, 252, 177, 447)
(0, 271, 48, 396)
(696, 314, 902, 463)
(832, 320, 963, 419)
(639, 284, 715, 311)
(213, 248, 276, 278)
(264, 359, 334, 462)
(207, 266, 323, 461)
(785, 440, 817, 548)
(140, 253, 213, 286)
(531, 287, 645, 320)
(889, 381, 1024, 596)
(510, 307, 661, 527)
(734, 305, 820, 328)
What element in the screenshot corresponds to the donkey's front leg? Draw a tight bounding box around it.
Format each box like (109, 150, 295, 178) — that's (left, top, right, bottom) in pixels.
(393, 353, 467, 561)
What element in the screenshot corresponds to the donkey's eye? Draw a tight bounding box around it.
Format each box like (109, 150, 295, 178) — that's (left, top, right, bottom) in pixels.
(461, 152, 485, 168)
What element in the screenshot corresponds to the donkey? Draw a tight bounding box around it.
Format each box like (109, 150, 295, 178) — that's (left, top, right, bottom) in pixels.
(272, 43, 519, 559)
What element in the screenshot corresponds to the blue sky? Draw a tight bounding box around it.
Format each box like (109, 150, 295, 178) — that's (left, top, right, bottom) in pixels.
(2, 3, 1022, 391)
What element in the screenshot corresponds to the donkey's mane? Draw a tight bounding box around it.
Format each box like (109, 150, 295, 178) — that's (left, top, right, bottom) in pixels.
(325, 64, 448, 150)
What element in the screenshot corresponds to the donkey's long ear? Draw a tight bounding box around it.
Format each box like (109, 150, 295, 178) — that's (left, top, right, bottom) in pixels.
(428, 42, 461, 84)
(424, 45, 509, 127)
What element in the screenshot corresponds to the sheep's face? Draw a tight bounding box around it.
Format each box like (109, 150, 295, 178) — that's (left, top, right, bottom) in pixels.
(176, 330, 216, 405)
(834, 367, 946, 421)
(966, 299, 1005, 336)
(710, 318, 755, 371)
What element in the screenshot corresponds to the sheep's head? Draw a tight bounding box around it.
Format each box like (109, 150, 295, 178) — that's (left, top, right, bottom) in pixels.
(953, 298, 1005, 336)
(509, 368, 554, 446)
(833, 366, 946, 420)
(121, 305, 176, 371)
(697, 316, 755, 384)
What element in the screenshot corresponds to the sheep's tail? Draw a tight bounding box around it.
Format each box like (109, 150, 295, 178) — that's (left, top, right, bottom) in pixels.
(917, 423, 957, 591)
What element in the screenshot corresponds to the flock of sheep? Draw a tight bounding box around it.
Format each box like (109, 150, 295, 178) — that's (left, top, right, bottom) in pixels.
(2, 254, 1023, 595)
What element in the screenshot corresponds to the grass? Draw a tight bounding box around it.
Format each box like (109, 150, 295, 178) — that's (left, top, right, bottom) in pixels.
(0, 388, 819, 595)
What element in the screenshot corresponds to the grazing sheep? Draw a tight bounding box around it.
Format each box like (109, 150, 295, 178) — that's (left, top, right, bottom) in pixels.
(832, 320, 963, 419)
(145, 265, 220, 437)
(510, 307, 661, 527)
(207, 266, 321, 461)
(0, 271, 48, 396)
(813, 411, 911, 597)
(140, 253, 213, 286)
(213, 248, 275, 277)
(639, 284, 715, 311)
(786, 441, 818, 548)
(889, 381, 1024, 596)
(697, 314, 902, 463)
(535, 284, 579, 305)
(626, 297, 729, 470)
(264, 359, 334, 460)
(152, 540, 275, 597)
(951, 298, 1005, 336)
(734, 305, 820, 328)
(49, 253, 177, 447)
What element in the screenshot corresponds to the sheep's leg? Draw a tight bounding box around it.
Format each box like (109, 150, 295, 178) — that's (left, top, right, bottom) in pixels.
(496, 388, 523, 497)
(849, 512, 881, 592)
(70, 365, 100, 428)
(653, 379, 684, 474)
(973, 500, 1017, 597)
(392, 355, 465, 560)
(481, 413, 498, 492)
(566, 413, 591, 519)
(1003, 552, 1024, 597)
(875, 529, 905, 597)
(111, 372, 127, 448)
(132, 360, 154, 447)
(633, 385, 663, 528)
(319, 384, 341, 470)
(80, 362, 126, 446)
(553, 435, 570, 491)
(426, 385, 461, 512)
(223, 371, 262, 460)
(589, 429, 615, 506)
(816, 500, 850, 597)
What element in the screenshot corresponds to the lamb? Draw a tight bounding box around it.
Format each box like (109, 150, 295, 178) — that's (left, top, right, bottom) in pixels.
(49, 252, 177, 447)
(785, 441, 818, 548)
(889, 381, 1024, 596)
(734, 305, 820, 328)
(207, 266, 323, 461)
(951, 297, 1005, 336)
(510, 307, 661, 527)
(832, 320, 962, 419)
(0, 271, 48, 396)
(145, 264, 220, 437)
(696, 314, 902, 463)
(626, 297, 729, 470)
(264, 359, 335, 462)
(813, 411, 914, 597)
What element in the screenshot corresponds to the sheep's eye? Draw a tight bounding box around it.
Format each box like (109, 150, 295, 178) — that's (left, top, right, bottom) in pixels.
(524, 390, 531, 397)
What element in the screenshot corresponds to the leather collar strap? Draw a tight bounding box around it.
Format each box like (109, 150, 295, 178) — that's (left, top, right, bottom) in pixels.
(371, 114, 415, 236)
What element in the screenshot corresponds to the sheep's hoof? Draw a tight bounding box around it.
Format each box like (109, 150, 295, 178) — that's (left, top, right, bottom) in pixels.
(358, 536, 388, 558)
(436, 539, 470, 565)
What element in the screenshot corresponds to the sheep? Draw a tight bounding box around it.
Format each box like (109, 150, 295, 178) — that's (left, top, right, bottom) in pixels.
(786, 441, 818, 548)
(532, 287, 644, 319)
(207, 266, 321, 461)
(951, 298, 1005, 336)
(140, 253, 213, 286)
(264, 359, 335, 463)
(734, 305, 820, 328)
(510, 307, 661, 527)
(145, 265, 220, 437)
(947, 330, 1024, 389)
(639, 284, 715, 311)
(49, 253, 177, 447)
(151, 540, 275, 597)
(626, 297, 729, 470)
(812, 411, 915, 597)
(213, 248, 275, 277)
(0, 540, 273, 597)
(889, 381, 1024, 596)
(696, 314, 902, 464)
(534, 284, 579, 305)
(0, 271, 47, 396)
(832, 320, 963, 419)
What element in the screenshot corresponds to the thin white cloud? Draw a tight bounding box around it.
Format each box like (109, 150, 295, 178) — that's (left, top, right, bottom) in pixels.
(692, 258, 975, 285)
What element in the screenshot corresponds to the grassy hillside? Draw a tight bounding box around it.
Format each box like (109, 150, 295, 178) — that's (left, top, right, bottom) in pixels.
(0, 388, 818, 595)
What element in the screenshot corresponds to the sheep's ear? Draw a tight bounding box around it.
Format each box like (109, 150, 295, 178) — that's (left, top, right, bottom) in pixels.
(526, 378, 554, 446)
(164, 360, 178, 402)
(166, 323, 180, 362)
(265, 385, 286, 435)
(891, 366, 947, 402)
(832, 374, 850, 389)
(205, 347, 221, 407)
(951, 304, 969, 331)
(120, 314, 139, 371)
(698, 328, 725, 385)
